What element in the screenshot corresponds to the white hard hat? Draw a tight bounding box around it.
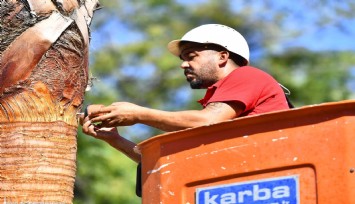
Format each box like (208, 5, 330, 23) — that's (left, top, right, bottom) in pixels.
(167, 24, 249, 63)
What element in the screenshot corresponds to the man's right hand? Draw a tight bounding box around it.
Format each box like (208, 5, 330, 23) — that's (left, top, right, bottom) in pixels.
(89, 102, 143, 127)
(78, 104, 105, 126)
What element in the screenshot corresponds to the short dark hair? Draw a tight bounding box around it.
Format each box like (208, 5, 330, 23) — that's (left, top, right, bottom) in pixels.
(229, 52, 248, 67)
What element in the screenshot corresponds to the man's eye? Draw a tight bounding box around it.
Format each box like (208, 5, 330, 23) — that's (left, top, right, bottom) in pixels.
(181, 52, 196, 61)
(187, 54, 196, 60)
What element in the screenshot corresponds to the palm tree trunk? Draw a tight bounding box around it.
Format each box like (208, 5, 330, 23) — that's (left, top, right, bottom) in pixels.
(0, 0, 99, 203)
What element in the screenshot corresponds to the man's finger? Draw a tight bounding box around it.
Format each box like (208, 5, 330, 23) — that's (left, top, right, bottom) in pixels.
(90, 113, 114, 123)
(86, 104, 108, 116)
(82, 120, 97, 136)
(89, 106, 112, 115)
(82, 120, 91, 132)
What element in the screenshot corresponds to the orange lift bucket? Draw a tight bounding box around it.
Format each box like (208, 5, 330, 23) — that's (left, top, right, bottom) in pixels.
(137, 100, 355, 204)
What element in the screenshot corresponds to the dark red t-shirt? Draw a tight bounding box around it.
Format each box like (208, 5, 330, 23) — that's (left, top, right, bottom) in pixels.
(198, 66, 289, 116)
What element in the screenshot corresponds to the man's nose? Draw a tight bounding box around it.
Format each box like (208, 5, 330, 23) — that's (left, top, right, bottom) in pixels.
(180, 60, 189, 69)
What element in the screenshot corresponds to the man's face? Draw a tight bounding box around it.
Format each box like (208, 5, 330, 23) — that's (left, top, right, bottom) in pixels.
(180, 44, 220, 89)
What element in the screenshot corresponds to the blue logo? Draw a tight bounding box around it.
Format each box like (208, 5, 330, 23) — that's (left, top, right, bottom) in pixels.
(196, 175, 299, 204)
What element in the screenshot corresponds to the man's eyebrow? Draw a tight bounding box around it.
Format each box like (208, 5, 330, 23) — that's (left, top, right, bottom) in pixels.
(180, 49, 197, 60)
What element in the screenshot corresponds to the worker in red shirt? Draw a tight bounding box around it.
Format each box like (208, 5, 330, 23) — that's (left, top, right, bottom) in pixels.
(81, 24, 291, 163)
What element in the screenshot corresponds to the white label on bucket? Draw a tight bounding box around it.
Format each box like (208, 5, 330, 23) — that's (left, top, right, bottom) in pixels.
(196, 175, 300, 204)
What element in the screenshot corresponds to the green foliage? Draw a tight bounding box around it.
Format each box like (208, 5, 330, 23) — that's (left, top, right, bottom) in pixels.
(75, 0, 355, 203)
(74, 129, 141, 204)
(259, 49, 355, 106)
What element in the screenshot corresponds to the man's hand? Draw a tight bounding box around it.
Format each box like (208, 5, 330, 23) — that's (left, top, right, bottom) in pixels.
(81, 117, 141, 163)
(82, 119, 121, 144)
(89, 102, 144, 127)
(78, 104, 105, 126)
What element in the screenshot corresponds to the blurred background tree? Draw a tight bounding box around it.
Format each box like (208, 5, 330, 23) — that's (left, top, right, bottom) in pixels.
(74, 0, 355, 203)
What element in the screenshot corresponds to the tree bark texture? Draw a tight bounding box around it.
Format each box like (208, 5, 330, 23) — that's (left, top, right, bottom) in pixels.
(0, 0, 99, 203)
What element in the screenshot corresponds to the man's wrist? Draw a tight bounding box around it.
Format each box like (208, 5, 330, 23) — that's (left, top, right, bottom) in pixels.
(104, 131, 122, 145)
(137, 106, 153, 123)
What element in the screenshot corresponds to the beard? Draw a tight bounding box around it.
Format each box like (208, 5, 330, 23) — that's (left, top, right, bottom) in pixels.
(185, 68, 203, 89)
(189, 79, 203, 89)
(185, 66, 217, 89)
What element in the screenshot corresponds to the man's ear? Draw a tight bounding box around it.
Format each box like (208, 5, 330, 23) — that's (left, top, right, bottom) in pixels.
(218, 51, 229, 67)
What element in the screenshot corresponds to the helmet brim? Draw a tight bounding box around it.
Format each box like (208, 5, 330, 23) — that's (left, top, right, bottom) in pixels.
(167, 39, 181, 56)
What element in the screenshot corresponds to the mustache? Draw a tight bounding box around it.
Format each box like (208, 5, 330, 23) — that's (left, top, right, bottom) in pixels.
(184, 68, 194, 75)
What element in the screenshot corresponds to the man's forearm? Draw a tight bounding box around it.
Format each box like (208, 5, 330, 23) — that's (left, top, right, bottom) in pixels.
(138, 108, 210, 132)
(107, 135, 141, 163)
(137, 102, 244, 132)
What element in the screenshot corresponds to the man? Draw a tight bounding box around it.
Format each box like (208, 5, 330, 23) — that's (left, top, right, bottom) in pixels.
(81, 24, 290, 162)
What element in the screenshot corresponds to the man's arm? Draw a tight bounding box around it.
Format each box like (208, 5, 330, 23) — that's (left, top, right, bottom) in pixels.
(89, 101, 245, 132)
(82, 120, 141, 163)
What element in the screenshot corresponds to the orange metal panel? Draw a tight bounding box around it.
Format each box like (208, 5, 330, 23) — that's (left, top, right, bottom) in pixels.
(137, 100, 355, 204)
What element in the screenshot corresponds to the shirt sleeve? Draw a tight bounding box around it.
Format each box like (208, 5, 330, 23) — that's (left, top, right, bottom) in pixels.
(207, 67, 269, 113)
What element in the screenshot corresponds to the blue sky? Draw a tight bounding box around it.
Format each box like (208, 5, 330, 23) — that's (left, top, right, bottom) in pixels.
(284, 22, 355, 51)
(90, 1, 355, 53)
